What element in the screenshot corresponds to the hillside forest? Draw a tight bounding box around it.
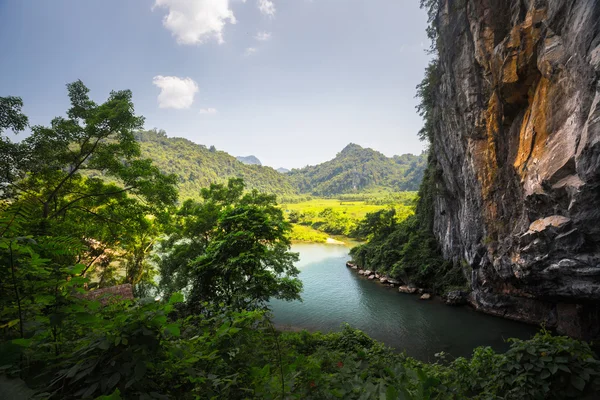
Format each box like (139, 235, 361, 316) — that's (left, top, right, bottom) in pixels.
(1, 78, 599, 400)
(2, 0, 600, 398)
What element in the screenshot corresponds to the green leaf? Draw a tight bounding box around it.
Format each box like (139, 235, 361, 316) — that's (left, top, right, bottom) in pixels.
(95, 388, 122, 400)
(165, 323, 180, 337)
(98, 340, 110, 350)
(11, 338, 32, 347)
(82, 382, 99, 398)
(540, 369, 551, 379)
(168, 293, 184, 304)
(74, 312, 98, 324)
(558, 365, 571, 373)
(385, 385, 399, 400)
(70, 263, 86, 275)
(571, 375, 586, 391)
(107, 372, 121, 390)
(0, 319, 19, 329)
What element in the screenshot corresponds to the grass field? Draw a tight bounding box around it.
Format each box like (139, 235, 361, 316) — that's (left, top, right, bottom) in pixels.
(280, 195, 417, 243)
(281, 199, 393, 220)
(289, 224, 329, 243)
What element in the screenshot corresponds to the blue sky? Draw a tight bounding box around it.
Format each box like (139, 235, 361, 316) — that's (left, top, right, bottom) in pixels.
(0, 0, 431, 169)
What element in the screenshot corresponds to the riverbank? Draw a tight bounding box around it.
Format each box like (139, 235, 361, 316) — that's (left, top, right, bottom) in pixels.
(345, 261, 469, 304)
(270, 243, 539, 361)
(289, 224, 359, 246)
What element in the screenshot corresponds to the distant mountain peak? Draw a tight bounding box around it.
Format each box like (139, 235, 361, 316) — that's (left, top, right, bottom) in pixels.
(236, 155, 262, 166)
(287, 143, 426, 195)
(340, 143, 363, 153)
(276, 167, 290, 174)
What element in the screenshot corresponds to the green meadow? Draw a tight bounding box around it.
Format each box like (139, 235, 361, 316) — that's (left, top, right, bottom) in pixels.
(280, 194, 417, 242)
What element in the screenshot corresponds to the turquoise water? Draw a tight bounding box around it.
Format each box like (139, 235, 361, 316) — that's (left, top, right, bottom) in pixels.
(269, 243, 539, 362)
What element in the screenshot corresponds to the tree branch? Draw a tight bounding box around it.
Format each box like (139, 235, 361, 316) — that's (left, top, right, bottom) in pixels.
(48, 186, 134, 219)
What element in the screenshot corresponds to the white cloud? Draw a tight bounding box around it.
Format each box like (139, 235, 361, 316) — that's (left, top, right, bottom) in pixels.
(153, 0, 236, 45)
(254, 31, 272, 41)
(199, 108, 218, 114)
(257, 0, 275, 17)
(152, 76, 199, 109)
(245, 47, 257, 56)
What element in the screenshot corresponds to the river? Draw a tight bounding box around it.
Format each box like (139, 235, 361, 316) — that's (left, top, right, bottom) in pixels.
(269, 242, 539, 362)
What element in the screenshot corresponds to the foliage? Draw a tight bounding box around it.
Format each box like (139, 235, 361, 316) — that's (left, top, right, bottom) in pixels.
(0, 96, 29, 187)
(3, 78, 599, 400)
(282, 197, 415, 240)
(288, 143, 426, 195)
(350, 154, 465, 293)
(158, 178, 302, 311)
(447, 331, 600, 399)
(134, 129, 297, 199)
(0, 83, 178, 296)
(289, 224, 329, 243)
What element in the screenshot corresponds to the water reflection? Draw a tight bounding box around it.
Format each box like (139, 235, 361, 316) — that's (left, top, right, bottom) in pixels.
(269, 243, 538, 361)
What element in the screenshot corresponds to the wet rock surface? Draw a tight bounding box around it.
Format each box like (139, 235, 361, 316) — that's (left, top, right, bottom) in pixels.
(431, 0, 600, 339)
(445, 290, 469, 306)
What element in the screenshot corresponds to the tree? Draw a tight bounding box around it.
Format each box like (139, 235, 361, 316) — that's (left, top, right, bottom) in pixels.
(5, 80, 176, 265)
(352, 208, 397, 241)
(159, 178, 302, 311)
(0, 96, 29, 189)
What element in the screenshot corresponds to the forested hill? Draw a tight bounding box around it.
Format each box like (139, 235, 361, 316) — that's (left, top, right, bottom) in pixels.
(236, 155, 262, 165)
(135, 130, 297, 199)
(288, 143, 426, 195)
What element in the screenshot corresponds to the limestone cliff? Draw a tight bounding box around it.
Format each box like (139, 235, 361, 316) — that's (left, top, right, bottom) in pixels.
(430, 0, 600, 339)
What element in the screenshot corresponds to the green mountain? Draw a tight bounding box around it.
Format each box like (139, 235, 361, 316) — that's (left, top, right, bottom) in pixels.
(136, 132, 426, 199)
(236, 155, 262, 165)
(288, 143, 426, 195)
(135, 130, 297, 200)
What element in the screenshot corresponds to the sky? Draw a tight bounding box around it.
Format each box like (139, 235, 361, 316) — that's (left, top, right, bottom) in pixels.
(0, 0, 431, 169)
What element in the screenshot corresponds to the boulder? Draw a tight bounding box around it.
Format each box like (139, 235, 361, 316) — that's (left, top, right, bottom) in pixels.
(420, 293, 432, 300)
(375, 273, 380, 279)
(346, 261, 356, 268)
(352, 266, 358, 270)
(379, 277, 388, 284)
(387, 278, 401, 285)
(368, 275, 376, 280)
(364, 270, 372, 276)
(358, 270, 365, 275)
(445, 290, 469, 306)
(398, 286, 417, 294)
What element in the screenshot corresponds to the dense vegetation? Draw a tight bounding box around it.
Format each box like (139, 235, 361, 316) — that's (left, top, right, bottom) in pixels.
(349, 154, 465, 293)
(134, 133, 426, 201)
(288, 143, 426, 196)
(134, 130, 297, 199)
(2, 82, 600, 400)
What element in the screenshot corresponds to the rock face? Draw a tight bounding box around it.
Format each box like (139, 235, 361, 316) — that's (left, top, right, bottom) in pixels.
(431, 0, 600, 339)
(445, 290, 469, 306)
